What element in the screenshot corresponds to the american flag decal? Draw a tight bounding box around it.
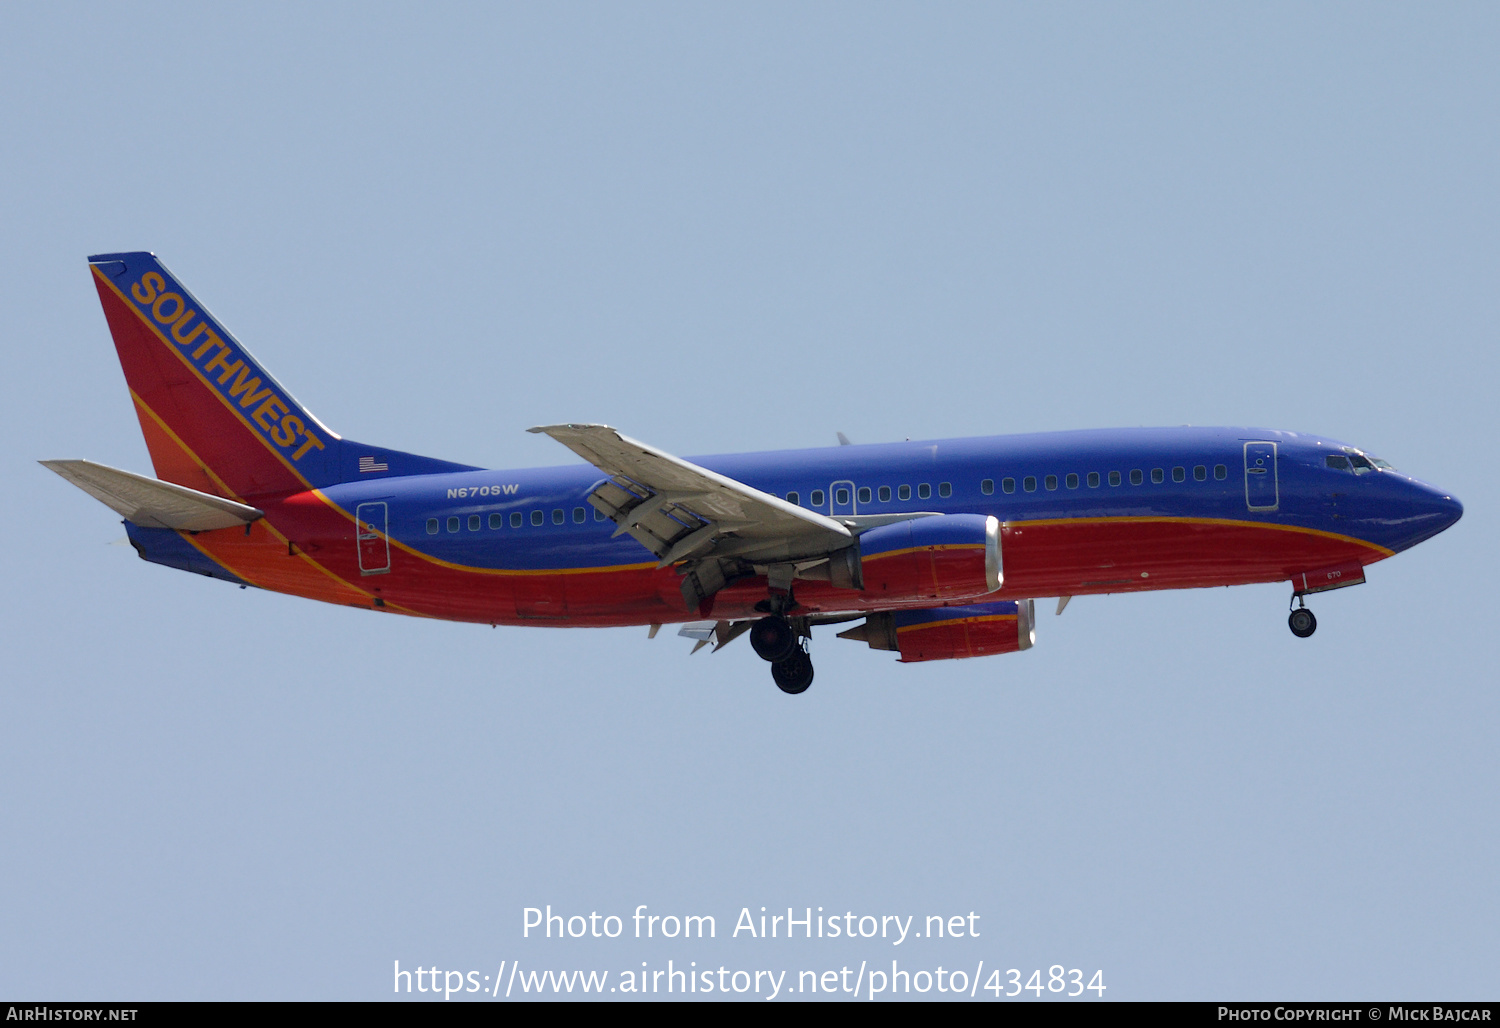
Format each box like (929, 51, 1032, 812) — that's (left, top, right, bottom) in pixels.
(358, 456, 390, 474)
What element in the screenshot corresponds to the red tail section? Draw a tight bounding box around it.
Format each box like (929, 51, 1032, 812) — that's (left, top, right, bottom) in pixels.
(90, 252, 478, 502)
(89, 252, 341, 500)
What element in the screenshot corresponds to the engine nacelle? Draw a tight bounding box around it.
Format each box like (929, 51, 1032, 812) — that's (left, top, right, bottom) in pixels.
(838, 599, 1036, 662)
(853, 513, 1001, 601)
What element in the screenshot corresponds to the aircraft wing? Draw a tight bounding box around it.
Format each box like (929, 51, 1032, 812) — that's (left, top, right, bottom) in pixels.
(529, 424, 855, 608)
(40, 459, 264, 531)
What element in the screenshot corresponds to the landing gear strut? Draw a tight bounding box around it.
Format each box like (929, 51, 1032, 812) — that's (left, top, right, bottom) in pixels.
(751, 615, 814, 694)
(1288, 594, 1317, 638)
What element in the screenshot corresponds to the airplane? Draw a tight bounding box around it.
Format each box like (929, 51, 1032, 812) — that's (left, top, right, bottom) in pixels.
(44, 252, 1463, 695)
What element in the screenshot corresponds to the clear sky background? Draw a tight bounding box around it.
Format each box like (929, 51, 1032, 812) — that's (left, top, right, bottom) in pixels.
(1, 2, 1495, 1001)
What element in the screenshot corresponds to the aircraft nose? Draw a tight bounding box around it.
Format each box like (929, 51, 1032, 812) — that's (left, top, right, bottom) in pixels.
(1414, 481, 1463, 534)
(1435, 489, 1463, 528)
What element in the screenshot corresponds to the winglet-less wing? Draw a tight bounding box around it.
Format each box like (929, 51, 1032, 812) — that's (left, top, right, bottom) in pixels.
(41, 459, 264, 531)
(529, 424, 856, 608)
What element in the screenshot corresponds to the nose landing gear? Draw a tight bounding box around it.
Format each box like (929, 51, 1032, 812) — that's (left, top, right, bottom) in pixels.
(1288, 594, 1317, 638)
(751, 614, 815, 694)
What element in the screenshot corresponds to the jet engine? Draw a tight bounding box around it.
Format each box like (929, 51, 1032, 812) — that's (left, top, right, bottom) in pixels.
(850, 513, 1001, 601)
(837, 599, 1036, 662)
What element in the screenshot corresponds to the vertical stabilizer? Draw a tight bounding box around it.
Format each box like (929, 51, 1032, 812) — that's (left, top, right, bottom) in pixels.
(87, 253, 481, 499)
(88, 251, 342, 499)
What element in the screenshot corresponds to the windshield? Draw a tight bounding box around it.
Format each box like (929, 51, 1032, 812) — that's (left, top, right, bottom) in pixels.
(1336, 447, 1395, 474)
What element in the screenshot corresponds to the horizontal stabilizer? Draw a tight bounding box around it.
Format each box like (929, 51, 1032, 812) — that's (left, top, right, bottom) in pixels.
(40, 459, 264, 531)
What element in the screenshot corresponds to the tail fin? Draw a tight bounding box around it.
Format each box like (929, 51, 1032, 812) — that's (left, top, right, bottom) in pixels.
(87, 252, 475, 500)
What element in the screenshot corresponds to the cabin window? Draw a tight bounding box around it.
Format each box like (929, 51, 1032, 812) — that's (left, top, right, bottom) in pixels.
(878, 485, 892, 501)
(1023, 476, 1037, 492)
(426, 518, 439, 535)
(552, 509, 565, 525)
(938, 482, 952, 498)
(468, 515, 481, 531)
(898, 485, 911, 501)
(447, 516, 460, 533)
(1045, 475, 1058, 491)
(1172, 466, 1186, 483)
(1087, 472, 1100, 488)
(489, 513, 503, 529)
(1325, 455, 1351, 471)
(811, 489, 826, 507)
(980, 479, 994, 495)
(573, 507, 586, 524)
(1214, 464, 1228, 480)
(594, 508, 606, 521)
(1109, 471, 1122, 486)
(834, 487, 850, 505)
(1151, 468, 1165, 484)
(531, 510, 544, 526)
(785, 491, 800, 505)
(1066, 473, 1079, 489)
(918, 483, 932, 499)
(1130, 470, 1144, 486)
(858, 486, 872, 504)
(1002, 478, 1016, 494)
(511, 511, 523, 528)
(1194, 465, 1207, 481)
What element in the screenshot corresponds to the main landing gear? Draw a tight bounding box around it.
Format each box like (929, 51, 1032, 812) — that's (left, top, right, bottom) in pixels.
(751, 615, 814, 694)
(1288, 594, 1317, 638)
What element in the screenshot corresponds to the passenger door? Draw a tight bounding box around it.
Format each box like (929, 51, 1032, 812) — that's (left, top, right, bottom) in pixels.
(1243, 442, 1279, 511)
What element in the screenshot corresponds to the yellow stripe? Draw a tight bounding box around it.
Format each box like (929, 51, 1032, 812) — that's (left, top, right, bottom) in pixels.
(897, 614, 1016, 634)
(864, 543, 984, 562)
(1006, 514, 1395, 558)
(309, 488, 659, 577)
(126, 389, 445, 614)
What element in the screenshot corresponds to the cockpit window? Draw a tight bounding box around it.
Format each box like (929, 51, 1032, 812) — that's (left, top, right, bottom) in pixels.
(1325, 455, 1352, 471)
(1340, 447, 1391, 474)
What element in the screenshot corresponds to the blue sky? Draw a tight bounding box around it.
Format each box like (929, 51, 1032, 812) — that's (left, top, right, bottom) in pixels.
(1, 2, 1495, 1000)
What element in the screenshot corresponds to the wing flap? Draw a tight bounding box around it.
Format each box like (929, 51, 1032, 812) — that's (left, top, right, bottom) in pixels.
(529, 424, 852, 565)
(41, 459, 264, 531)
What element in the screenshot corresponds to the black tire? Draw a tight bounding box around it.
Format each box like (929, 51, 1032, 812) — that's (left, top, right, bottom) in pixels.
(1288, 608, 1317, 638)
(772, 652, 814, 695)
(750, 616, 797, 662)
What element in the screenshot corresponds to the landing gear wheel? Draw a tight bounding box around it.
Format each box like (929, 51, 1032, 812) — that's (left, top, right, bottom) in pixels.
(750, 616, 797, 662)
(771, 651, 814, 694)
(1288, 608, 1317, 638)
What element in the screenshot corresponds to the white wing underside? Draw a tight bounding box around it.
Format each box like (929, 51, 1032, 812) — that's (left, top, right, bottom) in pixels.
(529, 424, 884, 610)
